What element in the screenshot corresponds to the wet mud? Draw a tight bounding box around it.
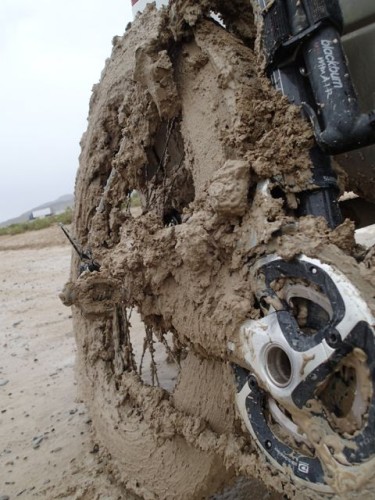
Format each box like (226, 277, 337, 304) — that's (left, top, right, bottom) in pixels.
(63, 2, 375, 498)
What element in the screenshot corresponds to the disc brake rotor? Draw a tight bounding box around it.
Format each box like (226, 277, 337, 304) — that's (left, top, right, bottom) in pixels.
(232, 254, 375, 493)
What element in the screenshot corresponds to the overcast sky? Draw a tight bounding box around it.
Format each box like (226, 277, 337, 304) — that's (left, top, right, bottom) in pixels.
(0, 0, 133, 222)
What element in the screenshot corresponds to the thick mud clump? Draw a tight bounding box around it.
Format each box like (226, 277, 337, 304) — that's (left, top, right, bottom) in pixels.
(63, 2, 375, 499)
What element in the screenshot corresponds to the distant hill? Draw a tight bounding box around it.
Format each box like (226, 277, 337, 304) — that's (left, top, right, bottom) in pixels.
(0, 194, 74, 228)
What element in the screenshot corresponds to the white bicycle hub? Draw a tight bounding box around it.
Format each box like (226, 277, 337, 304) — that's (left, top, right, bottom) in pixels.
(233, 254, 375, 492)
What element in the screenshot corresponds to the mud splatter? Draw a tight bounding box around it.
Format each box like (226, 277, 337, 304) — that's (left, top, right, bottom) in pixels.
(65, 2, 375, 499)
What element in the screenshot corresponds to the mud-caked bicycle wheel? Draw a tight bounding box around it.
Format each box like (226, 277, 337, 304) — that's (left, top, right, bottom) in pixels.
(62, 3, 375, 498)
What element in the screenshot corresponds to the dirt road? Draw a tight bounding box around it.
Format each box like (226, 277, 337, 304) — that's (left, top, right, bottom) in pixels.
(0, 226, 280, 500)
(0, 226, 128, 499)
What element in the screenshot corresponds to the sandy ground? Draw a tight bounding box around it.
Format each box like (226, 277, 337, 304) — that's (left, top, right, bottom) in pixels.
(0, 226, 128, 500)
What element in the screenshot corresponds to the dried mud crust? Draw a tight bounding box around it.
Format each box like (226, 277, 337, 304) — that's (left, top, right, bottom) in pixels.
(66, 3, 375, 499)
